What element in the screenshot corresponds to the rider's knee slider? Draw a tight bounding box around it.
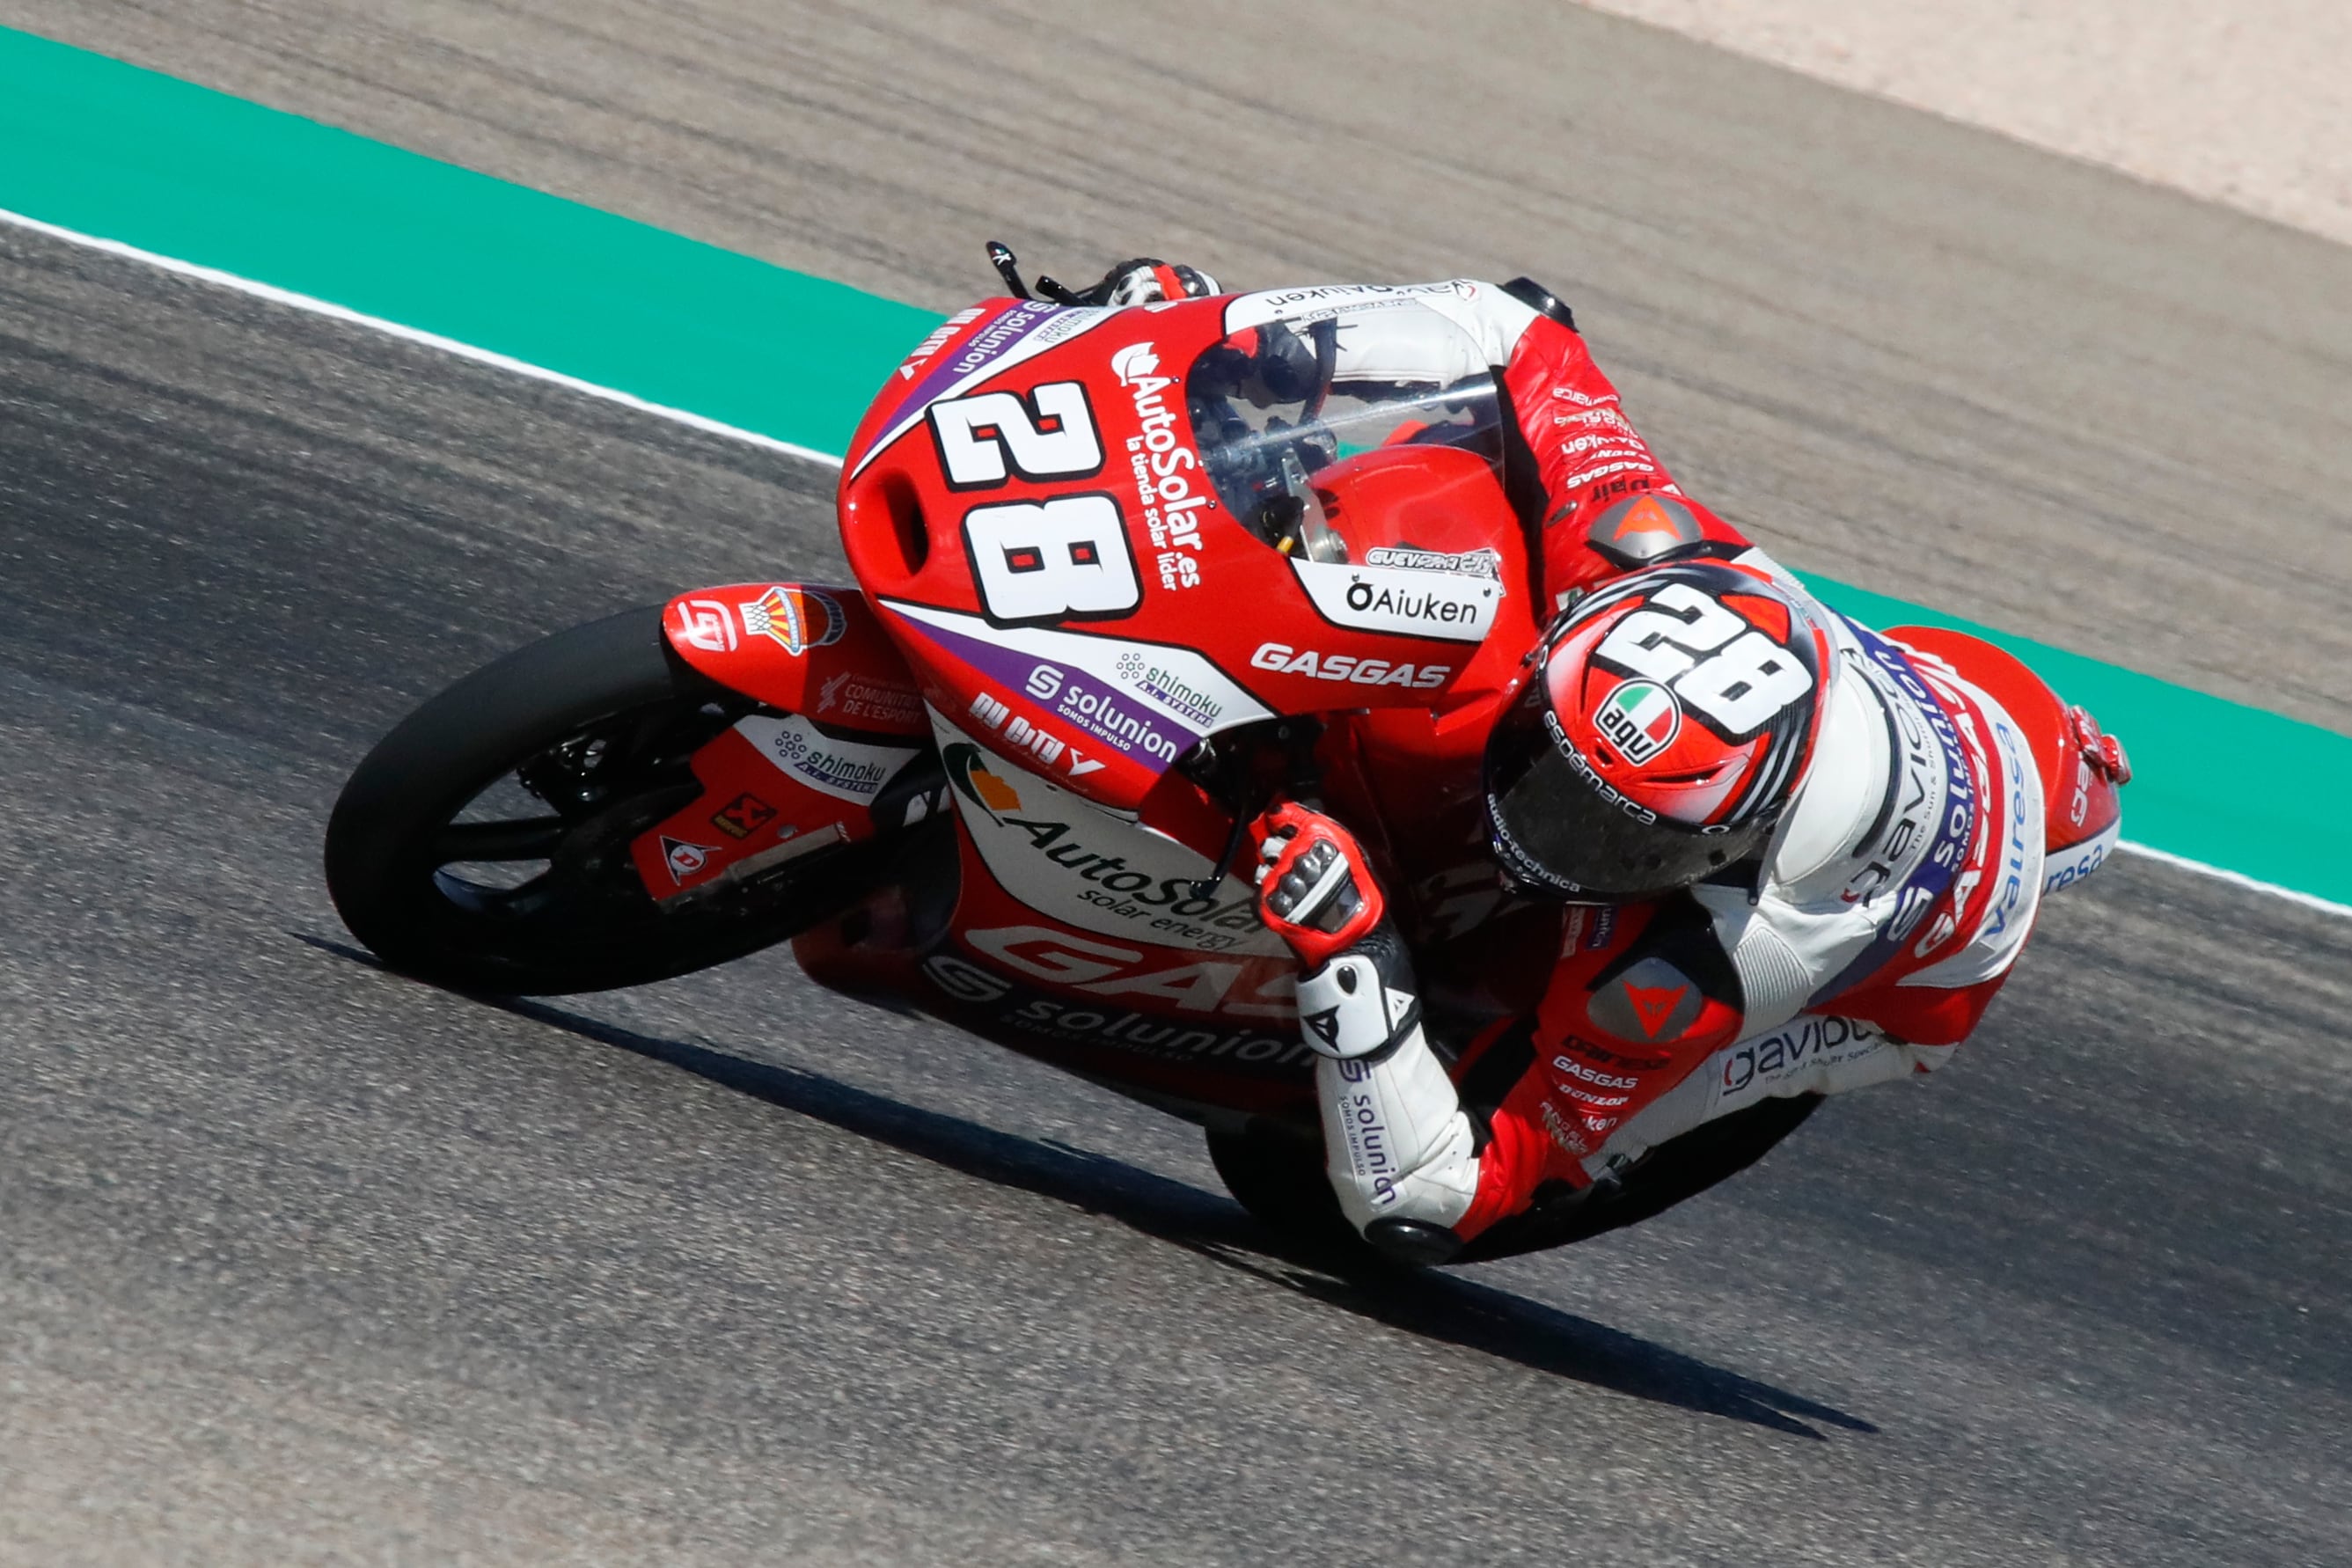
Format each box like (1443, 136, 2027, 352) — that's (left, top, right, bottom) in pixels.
(1363, 1216, 1465, 1267)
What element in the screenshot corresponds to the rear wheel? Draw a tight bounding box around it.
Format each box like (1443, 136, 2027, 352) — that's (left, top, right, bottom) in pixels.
(1205, 1093, 1823, 1268)
(1205, 1118, 1399, 1275)
(1454, 1093, 1823, 1263)
(325, 605, 913, 995)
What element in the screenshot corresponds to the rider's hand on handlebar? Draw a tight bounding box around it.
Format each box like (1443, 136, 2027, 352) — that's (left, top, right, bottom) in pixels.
(1077, 258, 1222, 308)
(1249, 802, 1388, 970)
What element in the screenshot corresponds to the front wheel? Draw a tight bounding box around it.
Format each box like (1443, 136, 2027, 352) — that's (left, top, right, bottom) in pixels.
(325, 605, 910, 994)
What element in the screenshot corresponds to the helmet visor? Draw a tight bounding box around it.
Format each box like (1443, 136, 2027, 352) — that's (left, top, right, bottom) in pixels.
(1483, 692, 1769, 902)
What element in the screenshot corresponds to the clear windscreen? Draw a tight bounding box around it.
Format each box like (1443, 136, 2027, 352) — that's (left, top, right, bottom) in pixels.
(1186, 304, 1504, 562)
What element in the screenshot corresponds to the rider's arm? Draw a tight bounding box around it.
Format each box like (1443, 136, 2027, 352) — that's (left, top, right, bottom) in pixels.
(1504, 313, 1763, 610)
(1418, 284, 1764, 612)
(1249, 802, 1481, 1264)
(1249, 810, 1765, 1254)
(1256, 892, 1755, 1252)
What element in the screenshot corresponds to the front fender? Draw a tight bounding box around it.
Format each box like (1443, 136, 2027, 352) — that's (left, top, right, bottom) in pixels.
(635, 582, 939, 902)
(661, 581, 928, 737)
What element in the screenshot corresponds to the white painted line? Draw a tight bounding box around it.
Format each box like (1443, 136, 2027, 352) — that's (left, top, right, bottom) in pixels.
(9, 203, 2350, 923)
(2114, 840, 2352, 920)
(0, 205, 846, 471)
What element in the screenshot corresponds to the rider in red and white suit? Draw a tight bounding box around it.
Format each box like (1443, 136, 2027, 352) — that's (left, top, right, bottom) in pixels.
(1090, 260, 2130, 1264)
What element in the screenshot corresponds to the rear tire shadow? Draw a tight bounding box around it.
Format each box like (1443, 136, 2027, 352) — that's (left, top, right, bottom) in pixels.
(296, 930, 1878, 1440)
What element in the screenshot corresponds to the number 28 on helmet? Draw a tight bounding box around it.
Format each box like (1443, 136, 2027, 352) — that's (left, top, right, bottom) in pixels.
(1482, 561, 1831, 904)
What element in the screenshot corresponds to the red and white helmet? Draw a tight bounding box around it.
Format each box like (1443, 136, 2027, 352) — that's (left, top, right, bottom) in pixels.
(1483, 562, 1832, 903)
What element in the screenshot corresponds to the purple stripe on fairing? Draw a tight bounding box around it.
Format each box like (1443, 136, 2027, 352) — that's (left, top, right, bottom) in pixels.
(899, 612, 1205, 766)
(858, 300, 1070, 470)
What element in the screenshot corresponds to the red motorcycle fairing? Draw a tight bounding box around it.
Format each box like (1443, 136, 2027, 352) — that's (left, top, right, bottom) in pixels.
(662, 581, 929, 731)
(796, 912, 1323, 1121)
(837, 295, 1535, 814)
(795, 891, 1324, 1123)
(790, 691, 1557, 1122)
(793, 704, 1326, 1120)
(628, 292, 1560, 1113)
(631, 583, 934, 899)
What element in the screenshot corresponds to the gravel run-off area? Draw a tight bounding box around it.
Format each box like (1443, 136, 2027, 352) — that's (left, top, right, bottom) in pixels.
(1579, 1, 2352, 246)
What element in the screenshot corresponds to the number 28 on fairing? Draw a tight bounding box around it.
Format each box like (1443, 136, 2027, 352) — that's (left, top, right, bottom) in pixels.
(963, 495, 1143, 626)
(927, 381, 1144, 627)
(927, 382, 1104, 489)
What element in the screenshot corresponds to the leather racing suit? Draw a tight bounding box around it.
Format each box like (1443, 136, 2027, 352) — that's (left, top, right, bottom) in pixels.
(1229, 277, 2124, 1261)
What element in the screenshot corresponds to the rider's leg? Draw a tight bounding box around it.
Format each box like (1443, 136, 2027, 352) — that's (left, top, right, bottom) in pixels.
(1579, 1014, 1957, 1181)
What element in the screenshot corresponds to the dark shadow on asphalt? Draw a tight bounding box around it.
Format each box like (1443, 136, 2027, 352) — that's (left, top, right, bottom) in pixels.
(297, 931, 1876, 1440)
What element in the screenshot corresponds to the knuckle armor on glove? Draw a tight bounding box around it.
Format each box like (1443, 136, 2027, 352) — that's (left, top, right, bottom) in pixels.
(1087, 258, 1221, 308)
(1268, 839, 1365, 941)
(1249, 804, 1384, 970)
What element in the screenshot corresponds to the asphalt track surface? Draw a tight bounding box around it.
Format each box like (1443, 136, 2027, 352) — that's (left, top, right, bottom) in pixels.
(1, 5, 2348, 1566)
(11, 0, 2352, 735)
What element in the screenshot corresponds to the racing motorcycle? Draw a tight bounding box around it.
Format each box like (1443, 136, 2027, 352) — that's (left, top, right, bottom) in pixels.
(326, 252, 1881, 1264)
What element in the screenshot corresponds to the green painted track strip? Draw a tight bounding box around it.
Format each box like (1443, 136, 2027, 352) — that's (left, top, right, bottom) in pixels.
(0, 26, 930, 456)
(1810, 580, 2341, 905)
(4, 26, 2348, 909)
